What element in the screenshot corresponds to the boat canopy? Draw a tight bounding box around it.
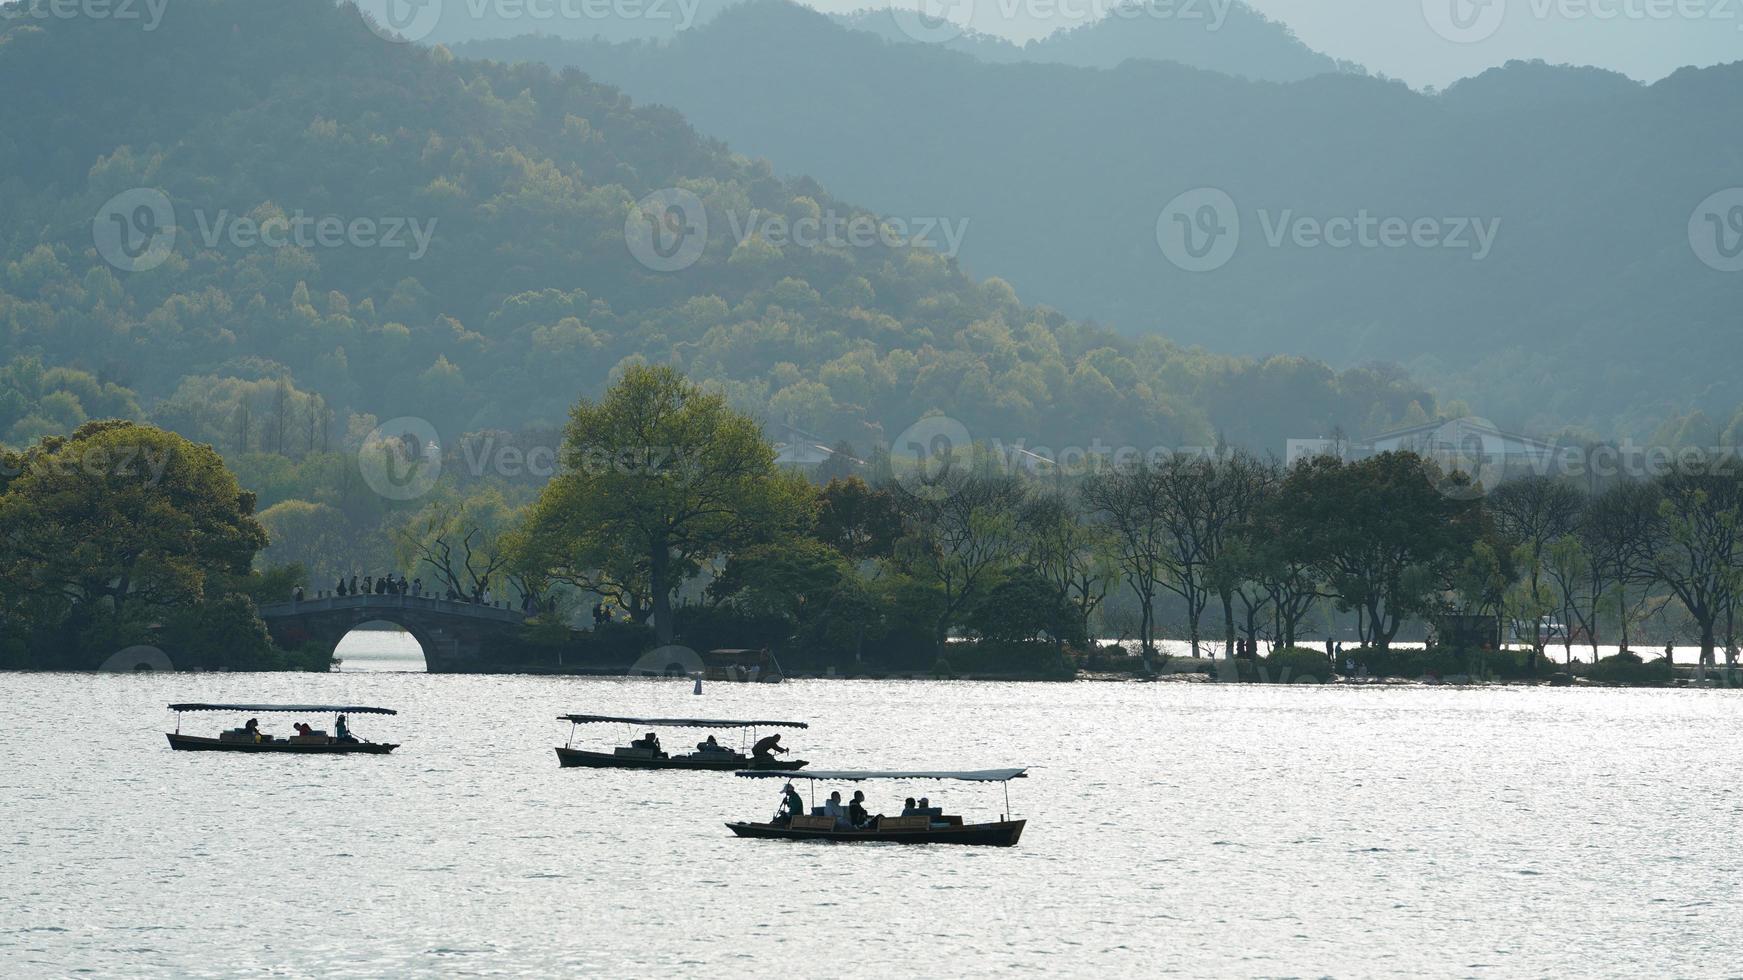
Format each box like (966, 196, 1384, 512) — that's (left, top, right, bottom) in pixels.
(559, 714, 808, 729)
(736, 768, 1027, 782)
(167, 703, 397, 715)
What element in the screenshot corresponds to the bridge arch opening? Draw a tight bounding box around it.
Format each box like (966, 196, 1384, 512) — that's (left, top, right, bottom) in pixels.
(335, 620, 429, 672)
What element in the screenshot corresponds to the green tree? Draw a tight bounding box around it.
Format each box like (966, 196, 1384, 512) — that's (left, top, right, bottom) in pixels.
(1276, 452, 1482, 649)
(521, 365, 809, 644)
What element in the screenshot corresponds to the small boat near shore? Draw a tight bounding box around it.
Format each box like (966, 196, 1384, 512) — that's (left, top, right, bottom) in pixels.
(165, 703, 399, 754)
(728, 769, 1028, 847)
(555, 714, 810, 771)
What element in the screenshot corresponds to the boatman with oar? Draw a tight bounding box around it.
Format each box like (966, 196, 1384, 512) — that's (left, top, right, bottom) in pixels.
(777, 782, 804, 826)
(753, 732, 788, 761)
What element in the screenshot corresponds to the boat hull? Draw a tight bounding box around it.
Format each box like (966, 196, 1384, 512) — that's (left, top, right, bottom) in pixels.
(555, 747, 807, 771)
(166, 733, 398, 754)
(726, 819, 1025, 847)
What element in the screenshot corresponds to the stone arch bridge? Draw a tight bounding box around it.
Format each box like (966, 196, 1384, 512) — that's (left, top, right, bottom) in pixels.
(257, 594, 529, 672)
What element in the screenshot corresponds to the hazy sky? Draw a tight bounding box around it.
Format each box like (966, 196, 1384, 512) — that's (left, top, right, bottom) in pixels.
(837, 0, 1743, 88)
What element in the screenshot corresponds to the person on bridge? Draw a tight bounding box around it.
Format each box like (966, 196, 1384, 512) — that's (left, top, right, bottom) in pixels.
(335, 577, 347, 596)
(752, 733, 788, 761)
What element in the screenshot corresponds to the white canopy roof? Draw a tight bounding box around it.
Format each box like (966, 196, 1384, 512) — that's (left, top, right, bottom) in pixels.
(168, 703, 396, 715)
(560, 715, 807, 729)
(736, 769, 1027, 782)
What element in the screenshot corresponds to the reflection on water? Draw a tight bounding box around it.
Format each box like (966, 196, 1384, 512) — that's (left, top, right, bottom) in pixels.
(4, 663, 1740, 975)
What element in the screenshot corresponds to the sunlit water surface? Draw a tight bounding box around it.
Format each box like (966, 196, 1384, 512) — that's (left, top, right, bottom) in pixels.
(4, 634, 1741, 977)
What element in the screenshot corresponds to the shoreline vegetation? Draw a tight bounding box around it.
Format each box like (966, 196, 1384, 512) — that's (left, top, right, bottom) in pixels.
(4, 368, 1742, 685)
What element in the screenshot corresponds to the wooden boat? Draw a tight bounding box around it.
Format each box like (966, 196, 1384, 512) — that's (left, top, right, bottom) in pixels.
(555, 714, 809, 771)
(727, 769, 1029, 847)
(165, 703, 399, 754)
(701, 648, 786, 683)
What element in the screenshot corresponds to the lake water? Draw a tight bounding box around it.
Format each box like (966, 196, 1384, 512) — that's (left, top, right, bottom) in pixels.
(5, 636, 1741, 977)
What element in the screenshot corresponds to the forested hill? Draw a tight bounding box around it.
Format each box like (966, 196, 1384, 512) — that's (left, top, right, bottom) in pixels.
(461, 2, 1743, 436)
(0, 0, 1438, 456)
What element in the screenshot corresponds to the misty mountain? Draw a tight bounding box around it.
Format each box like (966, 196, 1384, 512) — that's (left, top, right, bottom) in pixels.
(0, 0, 1436, 456)
(457, 1, 1743, 435)
(837, 1, 1355, 83)
(386, 0, 1351, 83)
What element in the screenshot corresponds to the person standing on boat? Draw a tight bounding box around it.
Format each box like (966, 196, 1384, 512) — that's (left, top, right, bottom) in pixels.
(335, 714, 355, 743)
(752, 733, 788, 761)
(778, 783, 804, 825)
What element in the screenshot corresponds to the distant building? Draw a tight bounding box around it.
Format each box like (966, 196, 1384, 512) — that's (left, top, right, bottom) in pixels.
(1287, 417, 1560, 486)
(770, 422, 863, 471)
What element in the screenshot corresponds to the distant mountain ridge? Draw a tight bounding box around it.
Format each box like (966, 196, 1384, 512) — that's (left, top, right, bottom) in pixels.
(0, 0, 1438, 457)
(403, 0, 1355, 82)
(456, 3, 1743, 435)
(837, 1, 1358, 82)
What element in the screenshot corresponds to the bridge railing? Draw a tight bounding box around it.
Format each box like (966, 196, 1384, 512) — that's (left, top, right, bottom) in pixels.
(258, 593, 528, 624)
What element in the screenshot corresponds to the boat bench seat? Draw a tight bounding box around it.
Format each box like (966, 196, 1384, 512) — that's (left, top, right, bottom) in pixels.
(789, 815, 837, 831)
(288, 735, 331, 745)
(878, 816, 931, 831)
(218, 730, 256, 742)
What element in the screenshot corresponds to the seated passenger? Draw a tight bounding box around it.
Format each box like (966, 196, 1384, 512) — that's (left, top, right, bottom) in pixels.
(631, 732, 664, 756)
(848, 790, 875, 829)
(335, 714, 356, 744)
(822, 790, 847, 829)
(243, 718, 269, 742)
(293, 722, 313, 737)
(696, 735, 722, 753)
(901, 797, 917, 816)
